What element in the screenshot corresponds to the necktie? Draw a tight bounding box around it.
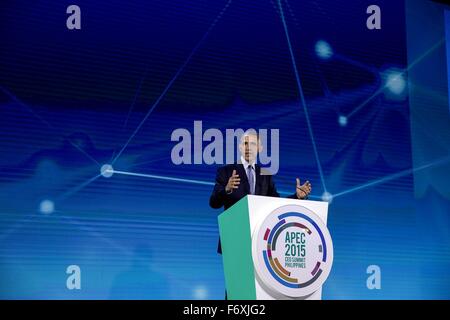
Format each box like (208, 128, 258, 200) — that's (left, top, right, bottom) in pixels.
(247, 165, 255, 195)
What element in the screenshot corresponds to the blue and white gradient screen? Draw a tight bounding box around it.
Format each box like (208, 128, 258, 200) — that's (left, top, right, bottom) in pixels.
(0, 0, 449, 299)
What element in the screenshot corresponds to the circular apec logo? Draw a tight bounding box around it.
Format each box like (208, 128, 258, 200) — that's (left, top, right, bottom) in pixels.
(252, 204, 333, 298)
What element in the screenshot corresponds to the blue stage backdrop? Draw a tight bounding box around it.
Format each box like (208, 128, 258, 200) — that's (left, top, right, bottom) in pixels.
(0, 0, 449, 299)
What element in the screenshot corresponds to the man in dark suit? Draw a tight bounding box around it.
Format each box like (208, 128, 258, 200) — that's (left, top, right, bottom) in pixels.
(209, 131, 312, 254)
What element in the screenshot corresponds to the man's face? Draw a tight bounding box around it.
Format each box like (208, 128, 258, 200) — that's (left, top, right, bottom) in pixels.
(239, 134, 261, 163)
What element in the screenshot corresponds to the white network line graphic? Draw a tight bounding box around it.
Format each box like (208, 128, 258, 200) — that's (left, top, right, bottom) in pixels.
(111, 0, 233, 166)
(275, 0, 328, 194)
(1, 1, 448, 246)
(0, 86, 101, 166)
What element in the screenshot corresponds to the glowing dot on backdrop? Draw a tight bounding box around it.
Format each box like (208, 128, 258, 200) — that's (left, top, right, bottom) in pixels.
(321, 191, 333, 204)
(100, 164, 114, 178)
(386, 71, 406, 94)
(315, 40, 333, 60)
(39, 200, 55, 214)
(381, 68, 407, 100)
(338, 115, 348, 127)
(193, 285, 208, 300)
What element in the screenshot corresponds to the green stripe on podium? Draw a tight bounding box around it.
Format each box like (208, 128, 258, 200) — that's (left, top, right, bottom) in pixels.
(218, 196, 256, 300)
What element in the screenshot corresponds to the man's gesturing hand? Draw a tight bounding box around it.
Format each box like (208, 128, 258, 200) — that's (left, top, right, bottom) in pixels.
(296, 178, 311, 199)
(225, 170, 240, 194)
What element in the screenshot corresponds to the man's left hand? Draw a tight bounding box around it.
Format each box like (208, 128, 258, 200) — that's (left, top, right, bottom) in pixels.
(296, 178, 311, 199)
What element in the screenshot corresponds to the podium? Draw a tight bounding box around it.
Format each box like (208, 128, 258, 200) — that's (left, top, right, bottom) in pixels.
(218, 195, 333, 300)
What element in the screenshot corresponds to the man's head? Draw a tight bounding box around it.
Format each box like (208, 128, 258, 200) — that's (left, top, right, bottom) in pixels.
(239, 130, 263, 164)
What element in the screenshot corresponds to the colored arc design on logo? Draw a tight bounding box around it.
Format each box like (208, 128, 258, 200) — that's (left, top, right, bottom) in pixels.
(262, 212, 328, 289)
(252, 204, 333, 298)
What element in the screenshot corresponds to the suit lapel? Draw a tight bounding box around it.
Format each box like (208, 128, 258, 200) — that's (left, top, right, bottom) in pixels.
(254, 165, 262, 195)
(236, 164, 250, 194)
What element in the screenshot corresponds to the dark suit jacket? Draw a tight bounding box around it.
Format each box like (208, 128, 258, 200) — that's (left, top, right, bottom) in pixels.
(209, 163, 299, 253)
